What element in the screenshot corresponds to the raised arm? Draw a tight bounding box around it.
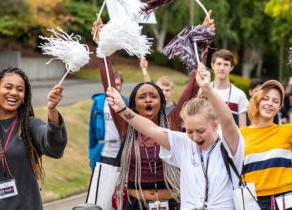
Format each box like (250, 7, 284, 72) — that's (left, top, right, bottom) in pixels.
(140, 57, 151, 82)
(106, 88, 171, 150)
(167, 70, 199, 131)
(93, 18, 128, 139)
(47, 85, 64, 126)
(197, 63, 239, 155)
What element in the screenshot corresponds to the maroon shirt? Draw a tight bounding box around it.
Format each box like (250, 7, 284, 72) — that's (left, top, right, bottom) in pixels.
(97, 57, 199, 188)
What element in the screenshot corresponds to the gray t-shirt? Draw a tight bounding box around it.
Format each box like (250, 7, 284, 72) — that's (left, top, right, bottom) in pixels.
(0, 115, 67, 210)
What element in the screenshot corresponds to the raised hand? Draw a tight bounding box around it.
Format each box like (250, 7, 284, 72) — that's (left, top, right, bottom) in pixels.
(47, 85, 64, 110)
(202, 10, 215, 32)
(140, 57, 148, 70)
(196, 62, 211, 91)
(106, 87, 126, 113)
(91, 18, 104, 43)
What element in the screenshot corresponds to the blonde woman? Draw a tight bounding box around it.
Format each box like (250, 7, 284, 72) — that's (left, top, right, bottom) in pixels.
(107, 63, 244, 210)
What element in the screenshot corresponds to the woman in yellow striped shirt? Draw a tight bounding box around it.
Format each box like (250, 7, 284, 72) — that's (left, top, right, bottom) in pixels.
(241, 80, 292, 210)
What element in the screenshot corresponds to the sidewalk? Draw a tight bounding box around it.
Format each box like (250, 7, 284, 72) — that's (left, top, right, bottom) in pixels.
(43, 192, 87, 210)
(31, 78, 96, 88)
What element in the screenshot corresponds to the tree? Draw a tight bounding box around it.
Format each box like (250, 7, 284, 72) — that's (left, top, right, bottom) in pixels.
(264, 0, 292, 81)
(0, 0, 70, 48)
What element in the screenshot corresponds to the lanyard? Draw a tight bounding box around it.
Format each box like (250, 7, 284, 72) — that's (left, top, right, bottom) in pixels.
(0, 115, 18, 176)
(199, 138, 219, 210)
(140, 134, 159, 202)
(212, 83, 232, 106)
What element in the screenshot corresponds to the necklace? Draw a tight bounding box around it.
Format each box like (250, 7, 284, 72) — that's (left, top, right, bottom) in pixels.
(212, 82, 232, 106)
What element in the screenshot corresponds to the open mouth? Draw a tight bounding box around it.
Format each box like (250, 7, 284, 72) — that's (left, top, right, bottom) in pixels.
(197, 140, 204, 146)
(145, 105, 153, 112)
(6, 97, 17, 106)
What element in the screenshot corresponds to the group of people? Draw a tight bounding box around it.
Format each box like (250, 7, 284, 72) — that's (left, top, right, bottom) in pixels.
(0, 8, 291, 210)
(89, 13, 291, 210)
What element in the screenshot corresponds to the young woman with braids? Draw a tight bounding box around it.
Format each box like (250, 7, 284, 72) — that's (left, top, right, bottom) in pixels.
(107, 63, 244, 210)
(0, 67, 67, 210)
(96, 59, 198, 209)
(92, 12, 215, 210)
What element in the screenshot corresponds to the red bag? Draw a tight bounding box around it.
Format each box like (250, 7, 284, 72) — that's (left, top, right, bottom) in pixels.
(112, 186, 128, 210)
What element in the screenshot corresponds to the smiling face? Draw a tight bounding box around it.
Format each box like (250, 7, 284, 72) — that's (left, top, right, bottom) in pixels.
(184, 113, 218, 150)
(134, 84, 161, 121)
(0, 73, 25, 118)
(258, 88, 281, 121)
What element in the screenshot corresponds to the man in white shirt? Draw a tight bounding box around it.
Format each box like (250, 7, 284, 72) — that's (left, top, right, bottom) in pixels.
(211, 49, 248, 127)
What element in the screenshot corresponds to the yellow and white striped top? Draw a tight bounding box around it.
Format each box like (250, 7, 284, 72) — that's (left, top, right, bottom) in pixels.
(240, 124, 292, 196)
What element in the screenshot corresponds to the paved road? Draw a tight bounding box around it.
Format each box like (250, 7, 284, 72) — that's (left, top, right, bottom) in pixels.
(31, 79, 136, 107)
(43, 193, 87, 210)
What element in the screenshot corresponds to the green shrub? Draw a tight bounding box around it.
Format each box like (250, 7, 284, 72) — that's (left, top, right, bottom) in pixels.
(230, 74, 250, 95)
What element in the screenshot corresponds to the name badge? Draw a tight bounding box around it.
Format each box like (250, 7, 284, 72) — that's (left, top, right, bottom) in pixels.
(148, 200, 169, 210)
(0, 179, 18, 200)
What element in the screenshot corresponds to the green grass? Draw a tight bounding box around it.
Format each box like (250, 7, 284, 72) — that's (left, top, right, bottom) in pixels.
(37, 100, 92, 202)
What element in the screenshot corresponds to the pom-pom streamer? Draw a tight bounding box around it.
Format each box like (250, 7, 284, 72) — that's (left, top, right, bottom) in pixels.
(96, 18, 152, 58)
(141, 0, 173, 13)
(162, 25, 214, 71)
(39, 28, 90, 85)
(116, 0, 146, 19)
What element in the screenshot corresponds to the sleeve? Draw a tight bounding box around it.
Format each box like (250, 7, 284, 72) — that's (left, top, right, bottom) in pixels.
(167, 70, 199, 131)
(88, 100, 104, 169)
(238, 90, 249, 114)
(97, 57, 128, 140)
(29, 115, 67, 158)
(159, 129, 187, 168)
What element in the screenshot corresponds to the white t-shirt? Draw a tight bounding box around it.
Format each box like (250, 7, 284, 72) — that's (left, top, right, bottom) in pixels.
(160, 130, 244, 210)
(102, 100, 121, 158)
(214, 84, 248, 125)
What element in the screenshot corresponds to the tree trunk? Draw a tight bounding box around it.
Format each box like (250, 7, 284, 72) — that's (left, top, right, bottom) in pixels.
(241, 48, 262, 79)
(256, 52, 263, 78)
(278, 42, 284, 81)
(151, 12, 169, 51)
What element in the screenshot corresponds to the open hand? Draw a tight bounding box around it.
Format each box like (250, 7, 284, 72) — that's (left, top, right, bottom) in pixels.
(91, 18, 103, 43)
(106, 87, 126, 112)
(202, 10, 215, 32)
(48, 85, 64, 110)
(140, 57, 148, 70)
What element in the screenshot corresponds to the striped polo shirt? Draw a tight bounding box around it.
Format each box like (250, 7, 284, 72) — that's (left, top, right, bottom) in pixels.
(240, 124, 292, 196)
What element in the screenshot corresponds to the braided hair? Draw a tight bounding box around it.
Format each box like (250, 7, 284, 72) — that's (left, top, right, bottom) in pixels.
(115, 82, 180, 209)
(0, 67, 44, 180)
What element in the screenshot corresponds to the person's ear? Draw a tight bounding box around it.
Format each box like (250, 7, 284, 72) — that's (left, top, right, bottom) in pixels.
(229, 65, 234, 72)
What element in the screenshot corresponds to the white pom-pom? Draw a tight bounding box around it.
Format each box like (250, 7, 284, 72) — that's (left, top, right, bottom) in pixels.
(39, 28, 91, 73)
(96, 18, 152, 58)
(116, 0, 146, 20)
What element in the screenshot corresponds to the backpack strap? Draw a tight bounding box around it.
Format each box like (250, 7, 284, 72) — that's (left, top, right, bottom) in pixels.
(220, 143, 243, 187)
